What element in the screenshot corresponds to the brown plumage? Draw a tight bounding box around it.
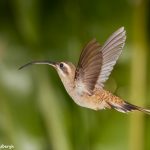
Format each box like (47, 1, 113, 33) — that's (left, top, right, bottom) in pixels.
(19, 27, 150, 114)
(75, 38, 102, 94)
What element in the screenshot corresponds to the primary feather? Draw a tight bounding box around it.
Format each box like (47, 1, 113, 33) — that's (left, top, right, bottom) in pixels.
(75, 39, 102, 94)
(74, 27, 126, 95)
(95, 27, 126, 88)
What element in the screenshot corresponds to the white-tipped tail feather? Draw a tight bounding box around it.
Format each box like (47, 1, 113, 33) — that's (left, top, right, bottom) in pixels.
(108, 101, 150, 115)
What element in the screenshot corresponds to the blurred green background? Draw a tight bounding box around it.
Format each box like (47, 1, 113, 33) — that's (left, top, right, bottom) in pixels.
(0, 0, 150, 150)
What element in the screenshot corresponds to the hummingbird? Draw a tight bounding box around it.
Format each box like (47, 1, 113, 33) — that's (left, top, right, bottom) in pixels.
(19, 27, 150, 114)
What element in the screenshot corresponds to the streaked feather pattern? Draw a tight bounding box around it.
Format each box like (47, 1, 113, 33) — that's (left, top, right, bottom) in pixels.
(75, 39, 102, 94)
(75, 27, 126, 94)
(95, 27, 126, 88)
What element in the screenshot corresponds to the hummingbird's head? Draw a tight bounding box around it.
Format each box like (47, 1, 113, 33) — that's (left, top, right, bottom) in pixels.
(54, 61, 76, 86)
(19, 60, 76, 87)
(55, 61, 75, 77)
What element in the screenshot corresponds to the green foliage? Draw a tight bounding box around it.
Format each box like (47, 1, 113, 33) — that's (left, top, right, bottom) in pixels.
(0, 0, 150, 150)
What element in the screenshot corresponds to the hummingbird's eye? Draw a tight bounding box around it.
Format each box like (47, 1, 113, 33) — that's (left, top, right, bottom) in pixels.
(59, 63, 64, 68)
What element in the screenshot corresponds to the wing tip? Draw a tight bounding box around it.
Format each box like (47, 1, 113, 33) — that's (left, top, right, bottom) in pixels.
(117, 26, 126, 37)
(117, 26, 126, 44)
(119, 26, 125, 32)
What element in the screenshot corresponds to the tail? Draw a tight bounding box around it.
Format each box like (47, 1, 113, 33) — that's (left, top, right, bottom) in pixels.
(107, 101, 150, 115)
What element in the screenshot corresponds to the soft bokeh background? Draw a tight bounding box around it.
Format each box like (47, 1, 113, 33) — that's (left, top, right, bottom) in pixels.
(0, 0, 150, 150)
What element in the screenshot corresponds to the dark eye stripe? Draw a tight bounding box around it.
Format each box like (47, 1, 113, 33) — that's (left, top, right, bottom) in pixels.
(62, 67, 69, 75)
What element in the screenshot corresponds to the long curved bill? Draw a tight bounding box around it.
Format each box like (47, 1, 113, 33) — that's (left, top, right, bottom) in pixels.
(19, 61, 56, 70)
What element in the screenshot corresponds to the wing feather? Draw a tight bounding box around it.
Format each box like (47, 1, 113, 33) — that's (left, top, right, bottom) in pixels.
(95, 27, 126, 88)
(74, 27, 126, 94)
(75, 39, 102, 94)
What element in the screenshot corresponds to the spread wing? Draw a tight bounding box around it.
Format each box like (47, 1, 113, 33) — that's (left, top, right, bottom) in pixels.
(74, 39, 102, 95)
(95, 27, 126, 88)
